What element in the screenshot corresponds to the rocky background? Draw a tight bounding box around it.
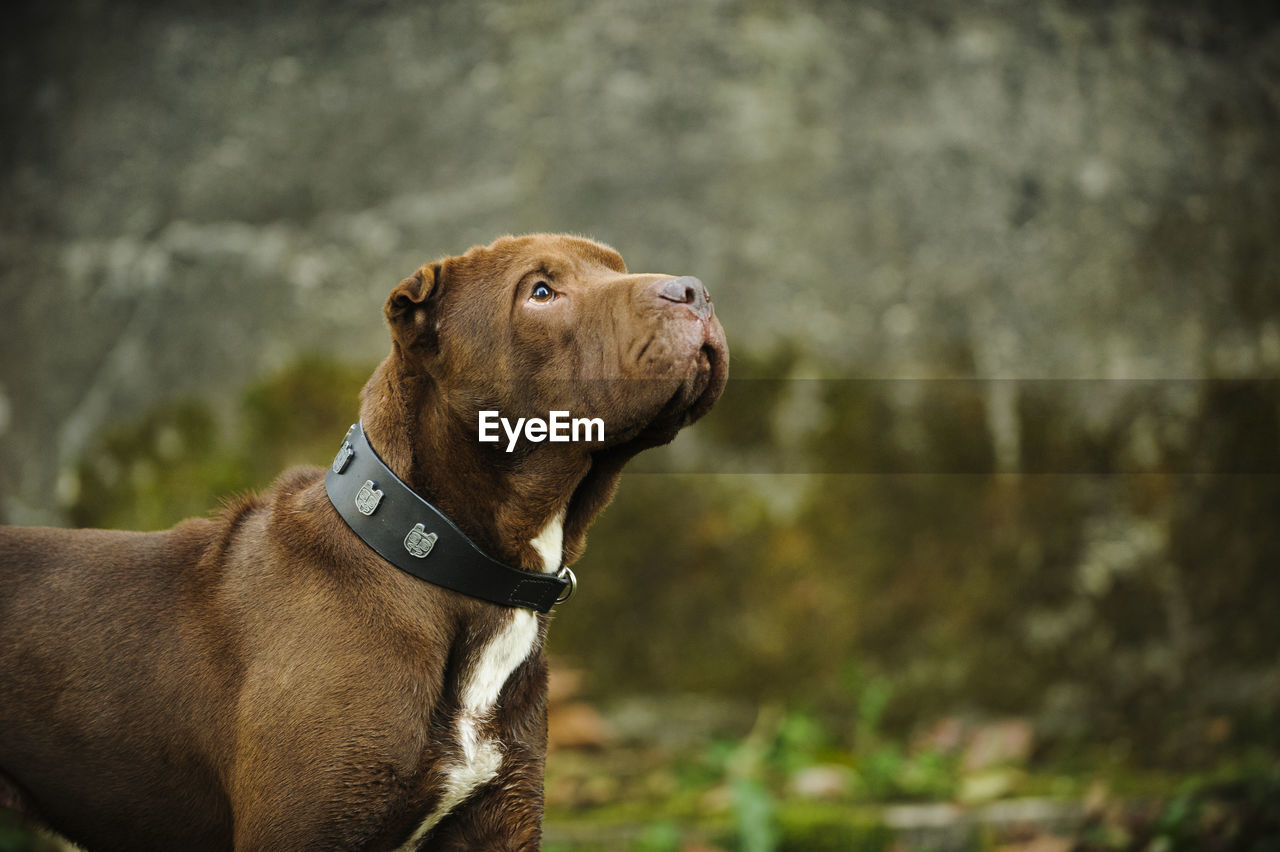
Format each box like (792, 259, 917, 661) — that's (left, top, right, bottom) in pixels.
(3, 0, 1279, 848)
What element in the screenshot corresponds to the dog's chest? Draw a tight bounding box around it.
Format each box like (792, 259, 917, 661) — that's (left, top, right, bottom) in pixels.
(394, 608, 538, 848)
(395, 516, 562, 849)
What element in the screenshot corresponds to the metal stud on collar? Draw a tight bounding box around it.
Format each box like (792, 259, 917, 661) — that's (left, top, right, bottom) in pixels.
(555, 566, 577, 603)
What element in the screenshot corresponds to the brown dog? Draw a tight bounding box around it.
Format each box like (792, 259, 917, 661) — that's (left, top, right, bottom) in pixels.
(0, 234, 728, 850)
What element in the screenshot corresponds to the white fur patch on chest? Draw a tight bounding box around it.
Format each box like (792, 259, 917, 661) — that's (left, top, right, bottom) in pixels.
(395, 513, 562, 850)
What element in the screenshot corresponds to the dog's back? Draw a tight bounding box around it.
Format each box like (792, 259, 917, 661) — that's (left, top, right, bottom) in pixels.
(0, 521, 238, 849)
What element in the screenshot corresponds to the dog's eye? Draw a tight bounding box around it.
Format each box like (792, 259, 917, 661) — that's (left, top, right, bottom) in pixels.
(529, 282, 555, 303)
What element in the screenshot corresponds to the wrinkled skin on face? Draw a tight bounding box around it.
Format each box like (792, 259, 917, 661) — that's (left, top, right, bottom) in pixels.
(406, 235, 726, 450)
(365, 233, 729, 567)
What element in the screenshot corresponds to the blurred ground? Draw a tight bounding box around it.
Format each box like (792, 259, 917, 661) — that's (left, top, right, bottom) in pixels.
(2, 0, 1278, 849)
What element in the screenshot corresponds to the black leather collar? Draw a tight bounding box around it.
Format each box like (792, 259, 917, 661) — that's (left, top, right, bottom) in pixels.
(324, 422, 574, 613)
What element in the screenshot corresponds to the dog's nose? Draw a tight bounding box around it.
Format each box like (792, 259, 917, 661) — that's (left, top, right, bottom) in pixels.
(657, 276, 712, 320)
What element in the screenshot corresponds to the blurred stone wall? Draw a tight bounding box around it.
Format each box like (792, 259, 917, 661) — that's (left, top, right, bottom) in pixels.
(3, 0, 1277, 523)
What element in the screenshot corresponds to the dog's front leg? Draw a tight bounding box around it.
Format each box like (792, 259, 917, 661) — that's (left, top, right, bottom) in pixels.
(418, 752, 547, 851)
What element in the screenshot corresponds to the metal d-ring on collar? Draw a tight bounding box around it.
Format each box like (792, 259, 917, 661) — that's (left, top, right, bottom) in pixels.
(555, 563, 577, 603)
(324, 422, 574, 613)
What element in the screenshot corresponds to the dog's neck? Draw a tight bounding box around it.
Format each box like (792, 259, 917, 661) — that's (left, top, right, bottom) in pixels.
(358, 357, 590, 573)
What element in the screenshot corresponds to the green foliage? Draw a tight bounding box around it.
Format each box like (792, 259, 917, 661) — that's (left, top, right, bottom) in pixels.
(69, 400, 246, 531)
(771, 712, 828, 775)
(1153, 765, 1280, 851)
(853, 675, 892, 752)
(1077, 761, 1280, 852)
(731, 777, 778, 852)
(775, 806, 894, 852)
(844, 676, 960, 801)
(633, 821, 683, 852)
(0, 812, 67, 852)
(239, 356, 373, 477)
(655, 703, 959, 849)
(69, 356, 370, 530)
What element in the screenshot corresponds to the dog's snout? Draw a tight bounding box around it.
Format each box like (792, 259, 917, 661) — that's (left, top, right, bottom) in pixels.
(656, 276, 712, 320)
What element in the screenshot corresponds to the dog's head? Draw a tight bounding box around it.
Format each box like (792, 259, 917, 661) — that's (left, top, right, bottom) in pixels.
(385, 234, 728, 456)
(369, 233, 728, 564)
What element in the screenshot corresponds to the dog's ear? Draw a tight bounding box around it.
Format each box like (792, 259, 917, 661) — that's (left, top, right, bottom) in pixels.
(385, 261, 444, 354)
